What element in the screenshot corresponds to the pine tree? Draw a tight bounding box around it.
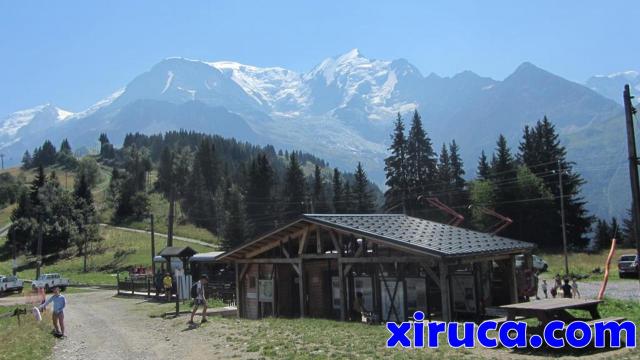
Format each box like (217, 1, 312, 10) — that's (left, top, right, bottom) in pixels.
(353, 162, 375, 213)
(332, 168, 343, 213)
(282, 152, 306, 221)
(73, 172, 100, 272)
(221, 185, 247, 251)
(384, 113, 408, 212)
(60, 139, 72, 154)
(312, 164, 331, 213)
(437, 143, 452, 202)
(343, 181, 354, 214)
(519, 117, 593, 249)
(594, 219, 612, 252)
(156, 147, 191, 246)
(246, 154, 275, 237)
(405, 110, 437, 216)
(21, 151, 32, 169)
(477, 150, 490, 180)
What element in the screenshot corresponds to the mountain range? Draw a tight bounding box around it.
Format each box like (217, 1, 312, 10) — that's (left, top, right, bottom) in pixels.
(0, 49, 634, 221)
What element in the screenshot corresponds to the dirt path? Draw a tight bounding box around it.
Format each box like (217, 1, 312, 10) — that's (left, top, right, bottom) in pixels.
(50, 290, 250, 360)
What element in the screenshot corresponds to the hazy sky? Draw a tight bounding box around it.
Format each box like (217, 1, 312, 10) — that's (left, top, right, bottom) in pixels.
(1, 0, 637, 115)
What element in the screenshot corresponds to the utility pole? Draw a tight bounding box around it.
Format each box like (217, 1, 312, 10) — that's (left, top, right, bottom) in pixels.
(36, 220, 43, 279)
(150, 214, 156, 276)
(558, 160, 569, 276)
(623, 84, 640, 292)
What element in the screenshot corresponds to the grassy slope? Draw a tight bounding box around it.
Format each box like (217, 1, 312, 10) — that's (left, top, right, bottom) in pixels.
(0, 226, 212, 286)
(0, 305, 55, 360)
(0, 165, 219, 244)
(538, 248, 637, 281)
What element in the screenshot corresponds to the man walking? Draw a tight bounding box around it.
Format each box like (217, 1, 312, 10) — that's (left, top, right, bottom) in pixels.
(188, 274, 209, 325)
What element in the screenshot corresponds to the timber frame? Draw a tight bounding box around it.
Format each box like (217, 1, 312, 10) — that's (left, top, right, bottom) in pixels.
(217, 214, 534, 322)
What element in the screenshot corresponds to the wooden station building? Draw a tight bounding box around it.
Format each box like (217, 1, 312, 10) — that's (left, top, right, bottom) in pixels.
(215, 214, 535, 322)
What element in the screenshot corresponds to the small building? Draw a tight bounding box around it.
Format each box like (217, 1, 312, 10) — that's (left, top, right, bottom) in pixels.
(215, 214, 535, 322)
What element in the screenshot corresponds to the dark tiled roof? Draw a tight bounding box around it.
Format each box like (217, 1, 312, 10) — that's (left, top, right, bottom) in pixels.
(304, 214, 534, 257)
(158, 246, 198, 258)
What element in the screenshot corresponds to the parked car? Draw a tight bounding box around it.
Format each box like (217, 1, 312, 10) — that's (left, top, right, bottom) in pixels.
(31, 273, 69, 292)
(618, 254, 639, 278)
(515, 254, 548, 272)
(0, 275, 24, 294)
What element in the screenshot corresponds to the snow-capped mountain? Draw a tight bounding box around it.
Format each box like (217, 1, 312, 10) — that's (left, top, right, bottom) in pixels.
(0, 104, 73, 156)
(0, 49, 629, 220)
(586, 70, 640, 105)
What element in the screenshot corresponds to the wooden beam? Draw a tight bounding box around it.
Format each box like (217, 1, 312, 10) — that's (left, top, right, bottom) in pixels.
(329, 231, 341, 254)
(282, 246, 301, 276)
(423, 263, 440, 288)
(338, 260, 346, 321)
(244, 227, 308, 258)
(298, 227, 310, 255)
(239, 263, 249, 282)
(343, 244, 363, 274)
(298, 259, 305, 318)
(316, 227, 322, 254)
(235, 262, 241, 318)
(507, 256, 518, 304)
(236, 258, 299, 264)
(340, 256, 436, 265)
(439, 262, 451, 322)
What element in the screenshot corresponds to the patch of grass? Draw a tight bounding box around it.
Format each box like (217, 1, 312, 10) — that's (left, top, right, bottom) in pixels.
(538, 249, 637, 282)
(0, 305, 55, 360)
(0, 226, 212, 286)
(100, 191, 219, 244)
(239, 317, 455, 359)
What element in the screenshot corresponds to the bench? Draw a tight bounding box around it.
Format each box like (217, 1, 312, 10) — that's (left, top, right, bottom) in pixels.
(585, 316, 626, 326)
(491, 316, 527, 325)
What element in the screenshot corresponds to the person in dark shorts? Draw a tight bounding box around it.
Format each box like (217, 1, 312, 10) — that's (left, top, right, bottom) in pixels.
(561, 278, 573, 298)
(188, 274, 209, 324)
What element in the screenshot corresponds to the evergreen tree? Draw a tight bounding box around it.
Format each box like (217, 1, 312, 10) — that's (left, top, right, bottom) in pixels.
(221, 185, 247, 251)
(73, 172, 100, 272)
(405, 110, 437, 216)
(156, 147, 191, 246)
(353, 162, 375, 213)
(437, 143, 451, 194)
(477, 150, 490, 180)
(332, 168, 344, 213)
(343, 181, 354, 214)
(246, 154, 275, 237)
(312, 164, 331, 213)
(594, 219, 612, 252)
(519, 117, 593, 249)
(282, 152, 306, 221)
(384, 113, 408, 212)
(60, 139, 72, 154)
(21, 150, 32, 169)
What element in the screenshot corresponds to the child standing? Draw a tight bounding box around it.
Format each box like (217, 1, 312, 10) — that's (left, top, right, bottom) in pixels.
(541, 279, 548, 298)
(40, 286, 66, 337)
(571, 278, 580, 298)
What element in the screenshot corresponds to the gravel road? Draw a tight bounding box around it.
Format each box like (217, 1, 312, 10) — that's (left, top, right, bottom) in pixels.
(50, 290, 251, 360)
(536, 277, 640, 301)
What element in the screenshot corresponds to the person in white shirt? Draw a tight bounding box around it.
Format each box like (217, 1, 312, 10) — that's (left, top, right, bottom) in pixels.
(571, 278, 580, 298)
(188, 274, 209, 325)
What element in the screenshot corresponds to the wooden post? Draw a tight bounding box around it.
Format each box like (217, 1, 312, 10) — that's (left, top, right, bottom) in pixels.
(338, 259, 346, 321)
(439, 262, 451, 322)
(298, 259, 305, 318)
(235, 262, 241, 318)
(508, 256, 518, 304)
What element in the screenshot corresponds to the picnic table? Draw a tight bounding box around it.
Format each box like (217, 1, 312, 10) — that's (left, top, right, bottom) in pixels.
(500, 298, 602, 325)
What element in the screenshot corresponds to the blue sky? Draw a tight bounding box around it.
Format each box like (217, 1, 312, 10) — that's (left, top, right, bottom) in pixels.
(0, 0, 637, 115)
